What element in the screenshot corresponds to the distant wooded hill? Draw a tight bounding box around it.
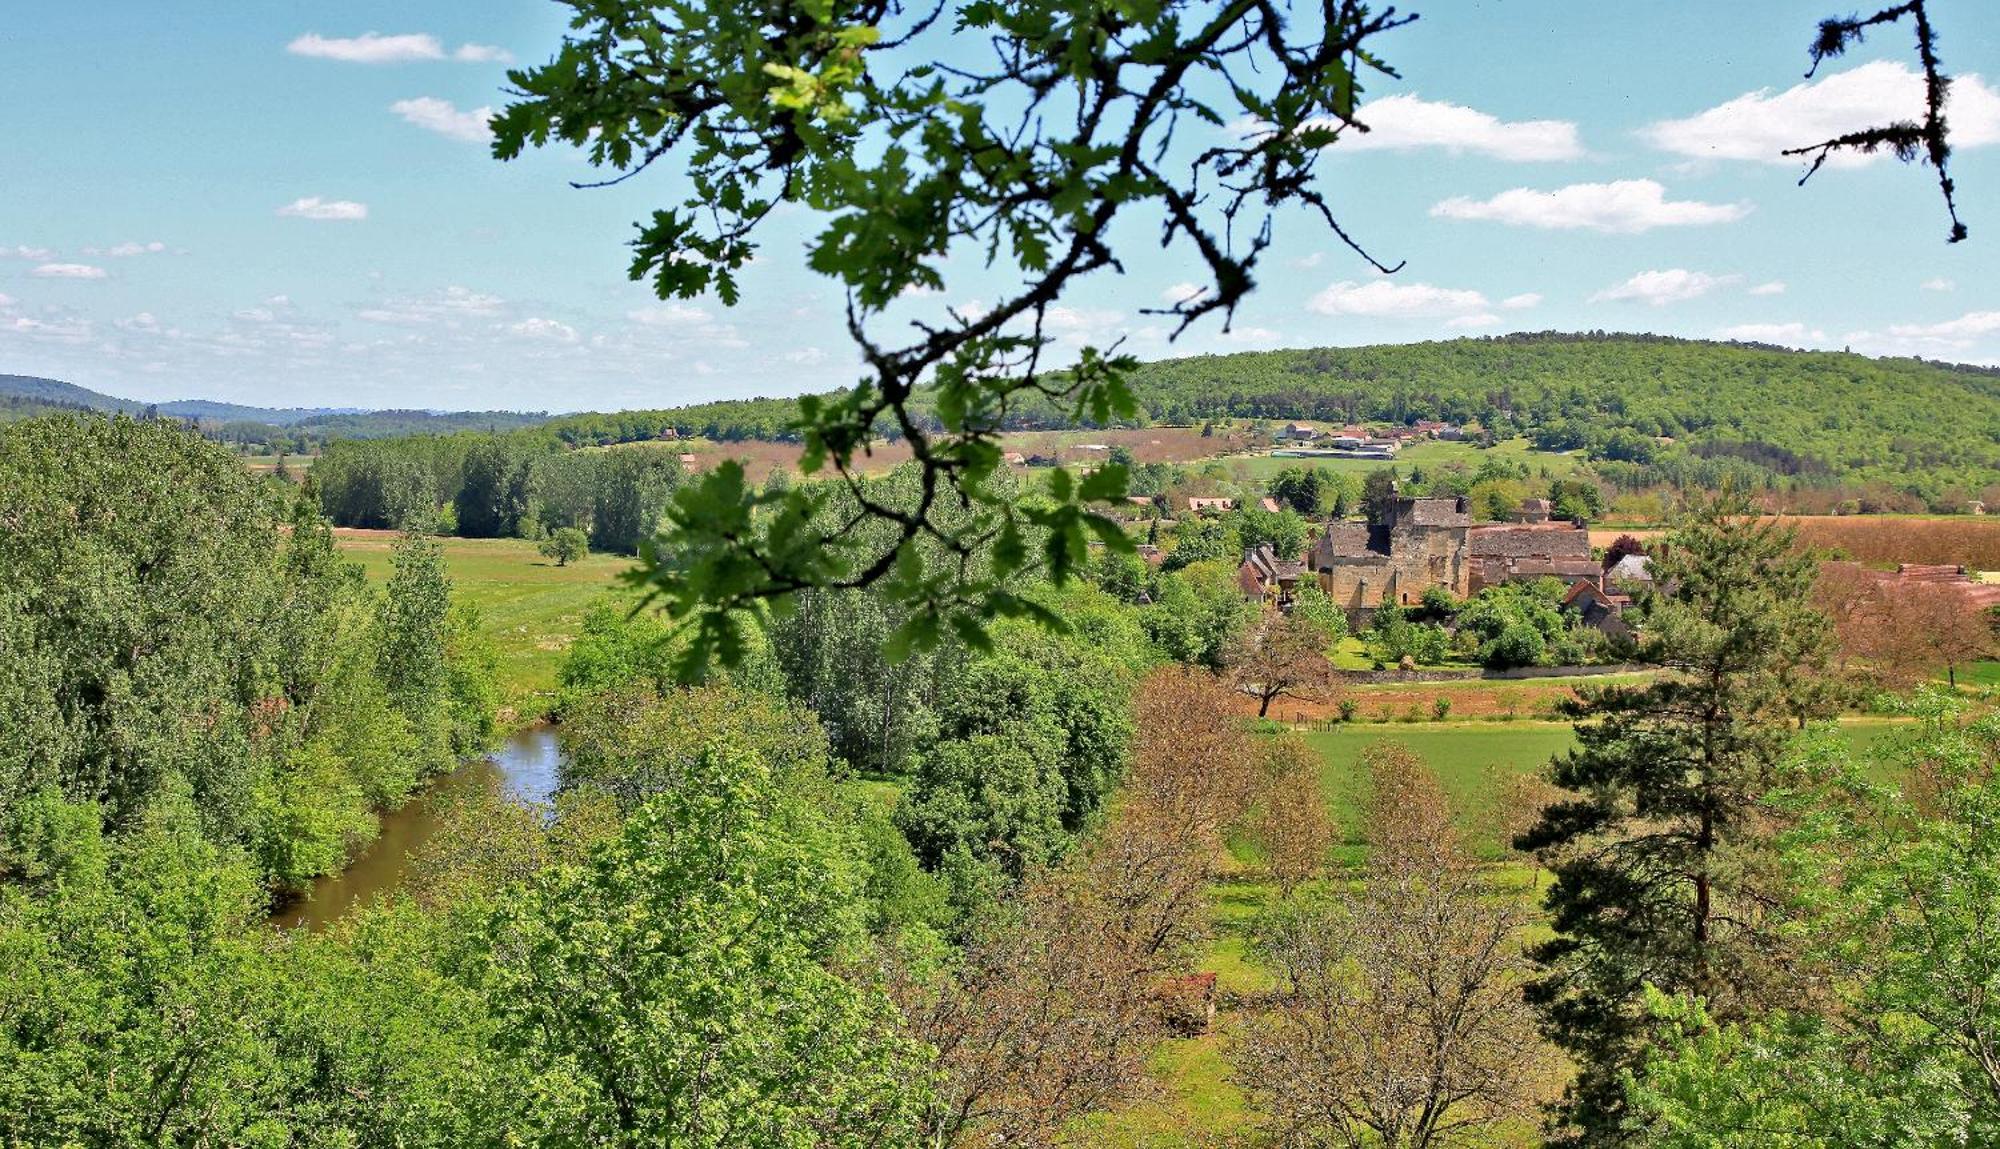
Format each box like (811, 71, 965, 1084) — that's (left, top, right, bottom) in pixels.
(0, 374, 547, 440)
(9, 333, 1999, 499)
(526, 334, 2000, 501)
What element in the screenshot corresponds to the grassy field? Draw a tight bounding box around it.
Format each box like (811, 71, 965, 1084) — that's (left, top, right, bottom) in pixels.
(332, 530, 634, 714)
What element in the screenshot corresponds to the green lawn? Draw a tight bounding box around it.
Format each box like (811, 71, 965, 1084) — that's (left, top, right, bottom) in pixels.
(1956, 660, 2000, 689)
(334, 532, 635, 714)
(1305, 719, 1910, 857)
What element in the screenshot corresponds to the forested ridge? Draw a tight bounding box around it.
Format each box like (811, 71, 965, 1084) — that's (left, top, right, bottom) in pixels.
(522, 335, 2000, 497)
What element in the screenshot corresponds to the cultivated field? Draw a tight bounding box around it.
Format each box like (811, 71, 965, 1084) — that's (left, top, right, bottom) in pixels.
(1230, 436, 1584, 481)
(1591, 514, 2000, 570)
(609, 424, 1259, 483)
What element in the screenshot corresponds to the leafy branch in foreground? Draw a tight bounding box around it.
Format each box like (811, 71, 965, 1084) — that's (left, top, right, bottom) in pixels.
(492, 0, 1416, 671)
(1784, 0, 1967, 242)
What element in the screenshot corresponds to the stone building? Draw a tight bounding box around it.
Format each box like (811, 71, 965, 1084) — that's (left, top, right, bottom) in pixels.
(1465, 521, 1597, 592)
(1310, 494, 1472, 611)
(1309, 493, 1598, 617)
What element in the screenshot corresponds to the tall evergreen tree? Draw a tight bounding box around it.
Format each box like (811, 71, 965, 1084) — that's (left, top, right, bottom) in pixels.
(1515, 492, 1837, 1144)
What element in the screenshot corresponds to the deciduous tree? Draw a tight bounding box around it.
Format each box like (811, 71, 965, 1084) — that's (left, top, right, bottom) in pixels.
(1240, 745, 1552, 1148)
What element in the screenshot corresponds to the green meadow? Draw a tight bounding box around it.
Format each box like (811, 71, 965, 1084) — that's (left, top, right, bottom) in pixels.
(334, 531, 634, 714)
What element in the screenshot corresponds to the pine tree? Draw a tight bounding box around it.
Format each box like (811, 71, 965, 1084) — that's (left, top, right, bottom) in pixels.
(1515, 491, 1837, 1144)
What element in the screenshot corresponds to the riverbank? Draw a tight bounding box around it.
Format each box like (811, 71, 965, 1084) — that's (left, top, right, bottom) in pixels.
(271, 723, 566, 931)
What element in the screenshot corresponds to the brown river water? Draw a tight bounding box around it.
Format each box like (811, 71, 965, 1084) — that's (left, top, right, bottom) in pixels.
(270, 724, 565, 931)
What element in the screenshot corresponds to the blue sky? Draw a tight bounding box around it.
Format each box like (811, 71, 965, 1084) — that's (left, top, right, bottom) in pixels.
(3, 1, 1997, 412)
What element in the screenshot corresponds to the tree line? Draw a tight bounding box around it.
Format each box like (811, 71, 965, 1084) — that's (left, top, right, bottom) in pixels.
(312, 433, 685, 554)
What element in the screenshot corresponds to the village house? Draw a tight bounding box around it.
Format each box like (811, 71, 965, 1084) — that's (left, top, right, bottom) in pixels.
(1465, 519, 1597, 592)
(1259, 496, 1282, 514)
(1604, 552, 1654, 592)
(1564, 579, 1635, 641)
(1237, 544, 1307, 605)
(1186, 497, 1237, 515)
(1280, 421, 1319, 440)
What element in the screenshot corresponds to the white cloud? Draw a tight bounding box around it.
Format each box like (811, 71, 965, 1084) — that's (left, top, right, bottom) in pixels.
(1161, 282, 1204, 305)
(1922, 277, 1956, 292)
(1432, 179, 1750, 233)
(784, 347, 829, 366)
(1290, 253, 1324, 270)
(1717, 322, 1825, 344)
(1645, 61, 2000, 166)
(628, 303, 713, 327)
(1445, 313, 1502, 329)
(1335, 94, 1582, 161)
(452, 43, 513, 64)
(359, 286, 505, 326)
(508, 317, 578, 343)
(287, 32, 445, 63)
(7, 316, 93, 343)
(0, 293, 14, 308)
(288, 32, 514, 65)
(234, 307, 275, 323)
(1500, 292, 1542, 310)
(102, 241, 168, 257)
(1887, 311, 2000, 341)
(1748, 281, 1787, 296)
(31, 263, 108, 280)
(1214, 325, 1284, 345)
(1307, 279, 1491, 320)
(390, 97, 494, 142)
(1591, 269, 1734, 306)
(1043, 306, 1126, 347)
(277, 197, 368, 221)
(2, 244, 56, 261)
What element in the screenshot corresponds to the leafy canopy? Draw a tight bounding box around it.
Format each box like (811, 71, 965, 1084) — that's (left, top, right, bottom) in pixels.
(493, 0, 1416, 672)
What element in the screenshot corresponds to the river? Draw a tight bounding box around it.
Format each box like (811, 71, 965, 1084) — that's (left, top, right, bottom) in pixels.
(270, 724, 566, 931)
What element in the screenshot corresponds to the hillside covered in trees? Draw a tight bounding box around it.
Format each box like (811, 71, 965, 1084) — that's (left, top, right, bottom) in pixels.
(526, 335, 2000, 509)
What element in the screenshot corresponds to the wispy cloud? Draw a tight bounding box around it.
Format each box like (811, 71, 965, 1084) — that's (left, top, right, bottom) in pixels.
(1592, 269, 1735, 306)
(390, 97, 494, 142)
(288, 32, 444, 63)
(88, 241, 169, 257)
(1717, 322, 1825, 344)
(453, 43, 513, 64)
(277, 197, 368, 221)
(358, 286, 505, 326)
(1332, 94, 1582, 162)
(1886, 311, 2000, 342)
(1645, 61, 2000, 166)
(507, 317, 578, 343)
(31, 263, 108, 280)
(1433, 180, 1749, 233)
(628, 303, 714, 327)
(1308, 280, 1491, 320)
(1500, 293, 1542, 310)
(1748, 281, 1787, 296)
(287, 32, 512, 65)
(2, 244, 56, 261)
(1922, 277, 1956, 292)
